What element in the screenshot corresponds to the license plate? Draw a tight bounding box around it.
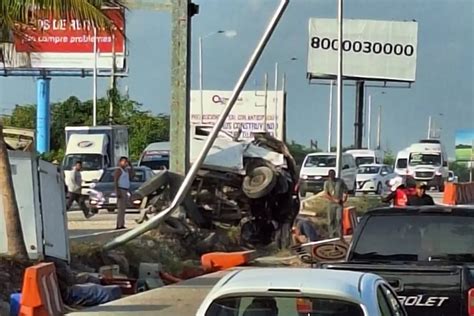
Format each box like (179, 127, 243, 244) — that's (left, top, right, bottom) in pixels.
(108, 198, 117, 204)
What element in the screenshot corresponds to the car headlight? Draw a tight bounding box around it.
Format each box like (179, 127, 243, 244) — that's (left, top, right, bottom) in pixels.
(301, 175, 308, 180)
(89, 190, 103, 199)
(435, 171, 442, 176)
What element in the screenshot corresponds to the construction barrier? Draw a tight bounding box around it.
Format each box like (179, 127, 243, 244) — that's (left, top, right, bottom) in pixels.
(443, 182, 474, 205)
(201, 250, 257, 272)
(342, 207, 358, 236)
(19, 262, 63, 316)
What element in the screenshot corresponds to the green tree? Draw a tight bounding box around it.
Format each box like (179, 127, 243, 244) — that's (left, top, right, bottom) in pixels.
(287, 141, 315, 167)
(449, 161, 471, 183)
(383, 150, 396, 167)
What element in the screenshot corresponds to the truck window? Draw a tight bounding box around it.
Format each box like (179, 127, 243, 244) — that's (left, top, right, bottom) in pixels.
(355, 156, 374, 166)
(63, 154, 103, 171)
(408, 153, 441, 166)
(351, 215, 474, 262)
(396, 158, 407, 169)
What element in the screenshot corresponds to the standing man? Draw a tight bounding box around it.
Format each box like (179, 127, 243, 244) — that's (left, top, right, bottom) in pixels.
(407, 183, 435, 206)
(324, 169, 348, 238)
(114, 157, 134, 230)
(66, 161, 91, 218)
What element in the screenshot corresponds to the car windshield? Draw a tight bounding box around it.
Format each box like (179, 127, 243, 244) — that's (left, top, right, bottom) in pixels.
(63, 154, 103, 171)
(409, 153, 441, 166)
(205, 296, 364, 316)
(304, 155, 336, 168)
(100, 169, 146, 183)
(355, 156, 374, 166)
(358, 166, 380, 174)
(140, 151, 169, 170)
(396, 158, 407, 169)
(352, 214, 474, 262)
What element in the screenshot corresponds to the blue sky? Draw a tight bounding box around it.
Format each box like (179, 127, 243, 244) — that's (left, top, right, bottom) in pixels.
(0, 0, 472, 157)
(456, 129, 474, 146)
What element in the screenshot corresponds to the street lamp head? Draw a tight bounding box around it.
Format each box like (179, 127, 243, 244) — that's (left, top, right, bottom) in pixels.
(223, 30, 238, 38)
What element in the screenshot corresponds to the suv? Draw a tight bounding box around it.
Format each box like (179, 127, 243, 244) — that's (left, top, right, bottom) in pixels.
(299, 152, 357, 197)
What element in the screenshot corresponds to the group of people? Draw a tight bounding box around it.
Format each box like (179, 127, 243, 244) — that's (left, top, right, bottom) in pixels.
(292, 169, 436, 244)
(65, 156, 134, 230)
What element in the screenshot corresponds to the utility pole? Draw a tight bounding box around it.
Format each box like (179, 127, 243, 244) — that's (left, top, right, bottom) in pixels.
(93, 27, 98, 127)
(427, 116, 432, 139)
(263, 73, 268, 132)
(109, 34, 116, 125)
(376, 105, 382, 150)
(170, 0, 198, 174)
(367, 94, 372, 149)
(354, 81, 365, 149)
(327, 80, 334, 152)
(335, 0, 344, 178)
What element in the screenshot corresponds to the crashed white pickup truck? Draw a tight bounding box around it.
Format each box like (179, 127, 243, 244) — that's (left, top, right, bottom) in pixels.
(135, 126, 300, 249)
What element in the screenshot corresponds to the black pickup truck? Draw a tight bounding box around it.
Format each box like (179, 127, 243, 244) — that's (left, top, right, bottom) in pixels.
(322, 207, 474, 316)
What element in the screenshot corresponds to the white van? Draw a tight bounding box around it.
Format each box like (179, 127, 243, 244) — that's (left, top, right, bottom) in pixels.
(137, 142, 170, 172)
(299, 152, 357, 197)
(346, 149, 384, 166)
(406, 140, 449, 191)
(394, 148, 409, 176)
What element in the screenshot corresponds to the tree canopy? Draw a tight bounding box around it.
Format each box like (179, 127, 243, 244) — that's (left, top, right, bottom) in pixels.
(1, 93, 170, 162)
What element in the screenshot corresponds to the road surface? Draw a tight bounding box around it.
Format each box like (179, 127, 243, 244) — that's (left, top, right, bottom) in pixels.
(68, 210, 139, 237)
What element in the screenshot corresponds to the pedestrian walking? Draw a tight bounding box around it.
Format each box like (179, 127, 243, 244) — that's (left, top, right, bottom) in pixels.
(407, 182, 435, 206)
(324, 169, 348, 238)
(114, 156, 134, 230)
(65, 161, 91, 218)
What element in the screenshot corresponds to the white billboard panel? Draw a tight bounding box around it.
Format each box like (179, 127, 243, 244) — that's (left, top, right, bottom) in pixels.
(190, 90, 285, 141)
(307, 18, 418, 82)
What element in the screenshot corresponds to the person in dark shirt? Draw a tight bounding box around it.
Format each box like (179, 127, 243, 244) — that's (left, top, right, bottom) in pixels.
(407, 182, 435, 206)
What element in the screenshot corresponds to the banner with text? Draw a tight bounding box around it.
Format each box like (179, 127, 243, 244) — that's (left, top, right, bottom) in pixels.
(0, 8, 125, 70)
(190, 90, 285, 141)
(307, 18, 418, 82)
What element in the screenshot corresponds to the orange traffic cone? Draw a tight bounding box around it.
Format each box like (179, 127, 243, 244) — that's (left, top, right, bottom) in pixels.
(19, 262, 63, 316)
(201, 250, 257, 272)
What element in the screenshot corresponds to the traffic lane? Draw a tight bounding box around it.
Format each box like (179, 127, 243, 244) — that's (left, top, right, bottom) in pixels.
(68, 210, 139, 237)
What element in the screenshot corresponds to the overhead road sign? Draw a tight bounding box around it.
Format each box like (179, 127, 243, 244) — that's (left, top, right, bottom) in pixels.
(307, 18, 418, 82)
(0, 8, 126, 72)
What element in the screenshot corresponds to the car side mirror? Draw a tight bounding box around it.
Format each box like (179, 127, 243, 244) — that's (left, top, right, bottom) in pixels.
(443, 161, 448, 167)
(381, 172, 388, 176)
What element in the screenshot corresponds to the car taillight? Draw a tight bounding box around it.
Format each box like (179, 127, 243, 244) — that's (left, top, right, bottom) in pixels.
(468, 289, 474, 315)
(296, 298, 312, 314)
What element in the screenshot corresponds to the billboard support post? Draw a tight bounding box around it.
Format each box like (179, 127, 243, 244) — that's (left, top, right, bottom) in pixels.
(36, 77, 51, 154)
(274, 62, 279, 138)
(367, 94, 372, 149)
(327, 80, 334, 152)
(354, 81, 365, 149)
(92, 27, 98, 127)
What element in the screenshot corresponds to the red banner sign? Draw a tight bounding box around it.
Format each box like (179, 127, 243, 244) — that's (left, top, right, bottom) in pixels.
(14, 8, 125, 54)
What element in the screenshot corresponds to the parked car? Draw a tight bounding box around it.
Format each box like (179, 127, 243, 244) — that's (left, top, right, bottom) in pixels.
(196, 268, 407, 316)
(88, 166, 156, 213)
(299, 152, 357, 197)
(356, 164, 394, 194)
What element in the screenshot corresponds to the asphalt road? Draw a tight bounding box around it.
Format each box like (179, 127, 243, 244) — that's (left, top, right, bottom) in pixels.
(68, 210, 139, 237)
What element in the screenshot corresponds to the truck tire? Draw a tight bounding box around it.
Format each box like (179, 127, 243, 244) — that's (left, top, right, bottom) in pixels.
(242, 166, 277, 199)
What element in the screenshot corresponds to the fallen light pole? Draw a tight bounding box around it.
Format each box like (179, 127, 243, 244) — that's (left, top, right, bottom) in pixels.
(104, 0, 290, 251)
(335, 0, 344, 178)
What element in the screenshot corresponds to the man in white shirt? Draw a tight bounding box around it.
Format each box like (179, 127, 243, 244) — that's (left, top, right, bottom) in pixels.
(66, 161, 91, 218)
(114, 156, 134, 229)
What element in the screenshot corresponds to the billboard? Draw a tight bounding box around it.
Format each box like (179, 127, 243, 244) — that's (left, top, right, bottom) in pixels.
(190, 90, 285, 141)
(0, 8, 125, 70)
(455, 129, 474, 162)
(307, 18, 418, 82)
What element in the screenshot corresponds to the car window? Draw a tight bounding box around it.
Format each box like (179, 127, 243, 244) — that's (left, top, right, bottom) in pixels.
(377, 286, 394, 316)
(396, 158, 407, 169)
(205, 296, 364, 316)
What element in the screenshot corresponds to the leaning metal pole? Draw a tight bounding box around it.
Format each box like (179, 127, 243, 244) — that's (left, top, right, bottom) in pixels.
(104, 0, 290, 251)
(335, 0, 344, 178)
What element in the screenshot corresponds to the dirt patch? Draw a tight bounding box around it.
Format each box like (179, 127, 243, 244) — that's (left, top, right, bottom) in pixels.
(0, 258, 35, 303)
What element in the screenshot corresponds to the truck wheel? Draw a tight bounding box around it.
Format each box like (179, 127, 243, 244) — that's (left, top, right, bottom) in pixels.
(242, 166, 277, 199)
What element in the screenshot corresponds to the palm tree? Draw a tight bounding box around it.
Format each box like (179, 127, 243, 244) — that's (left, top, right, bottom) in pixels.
(0, 0, 124, 259)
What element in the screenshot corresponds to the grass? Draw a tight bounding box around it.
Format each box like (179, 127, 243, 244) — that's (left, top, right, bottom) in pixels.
(456, 148, 473, 161)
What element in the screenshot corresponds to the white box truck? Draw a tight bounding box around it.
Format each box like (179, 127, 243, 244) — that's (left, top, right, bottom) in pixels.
(62, 126, 129, 190)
